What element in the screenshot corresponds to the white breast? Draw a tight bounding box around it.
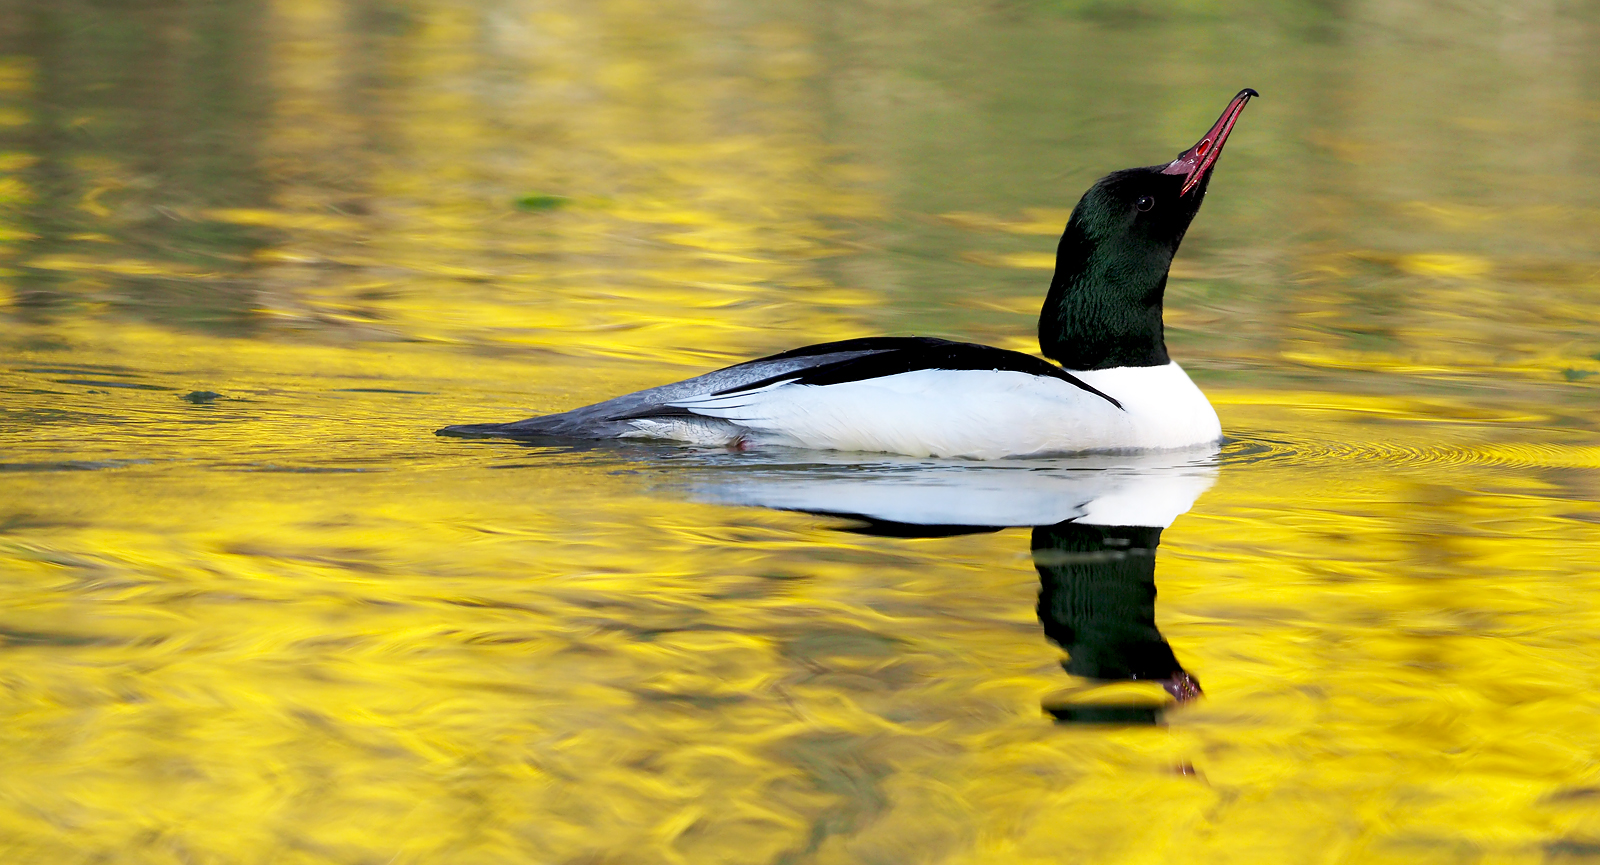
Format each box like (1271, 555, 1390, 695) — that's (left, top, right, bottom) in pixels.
(656, 362, 1220, 460)
(1068, 362, 1222, 450)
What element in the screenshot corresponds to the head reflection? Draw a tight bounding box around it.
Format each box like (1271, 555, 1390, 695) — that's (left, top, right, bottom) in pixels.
(1034, 521, 1200, 724)
(685, 449, 1218, 726)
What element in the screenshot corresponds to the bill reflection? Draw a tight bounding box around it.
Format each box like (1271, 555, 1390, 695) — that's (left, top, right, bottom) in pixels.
(686, 449, 1218, 725)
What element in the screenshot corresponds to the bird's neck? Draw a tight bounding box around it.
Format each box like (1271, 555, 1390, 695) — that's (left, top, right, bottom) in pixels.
(1038, 281, 1169, 370)
(1037, 224, 1172, 371)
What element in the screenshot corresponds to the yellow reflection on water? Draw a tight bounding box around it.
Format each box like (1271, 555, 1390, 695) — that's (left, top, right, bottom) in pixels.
(2, 0, 1600, 863)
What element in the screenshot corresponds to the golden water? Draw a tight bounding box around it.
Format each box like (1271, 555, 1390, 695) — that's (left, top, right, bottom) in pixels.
(3, 0, 1600, 862)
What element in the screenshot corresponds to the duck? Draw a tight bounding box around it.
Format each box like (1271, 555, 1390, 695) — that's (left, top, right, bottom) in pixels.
(440, 88, 1258, 460)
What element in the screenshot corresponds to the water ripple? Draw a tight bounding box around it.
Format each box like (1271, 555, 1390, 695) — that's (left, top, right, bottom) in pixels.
(1225, 435, 1600, 470)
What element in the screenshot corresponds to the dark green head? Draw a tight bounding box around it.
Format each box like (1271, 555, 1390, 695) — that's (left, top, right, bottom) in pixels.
(1040, 88, 1256, 370)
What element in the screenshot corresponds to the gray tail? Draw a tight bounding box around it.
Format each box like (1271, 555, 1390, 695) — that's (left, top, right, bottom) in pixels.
(435, 344, 897, 443)
(435, 411, 639, 440)
(435, 422, 526, 439)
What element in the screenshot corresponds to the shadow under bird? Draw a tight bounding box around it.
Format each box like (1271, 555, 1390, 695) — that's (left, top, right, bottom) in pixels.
(440, 88, 1258, 460)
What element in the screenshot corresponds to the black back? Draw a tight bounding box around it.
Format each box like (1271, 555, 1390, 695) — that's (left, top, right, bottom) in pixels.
(715, 337, 1122, 408)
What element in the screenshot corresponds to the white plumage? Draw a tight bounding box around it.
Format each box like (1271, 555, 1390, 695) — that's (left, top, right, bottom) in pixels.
(631, 362, 1220, 460)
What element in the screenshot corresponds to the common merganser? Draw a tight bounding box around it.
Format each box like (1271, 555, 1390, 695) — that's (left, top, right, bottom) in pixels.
(440, 88, 1258, 459)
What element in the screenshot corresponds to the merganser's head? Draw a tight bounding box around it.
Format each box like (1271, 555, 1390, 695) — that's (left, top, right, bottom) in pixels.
(1040, 88, 1257, 371)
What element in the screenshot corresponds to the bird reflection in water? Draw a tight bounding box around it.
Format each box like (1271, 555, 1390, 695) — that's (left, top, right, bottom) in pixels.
(1034, 521, 1199, 724)
(681, 448, 1217, 725)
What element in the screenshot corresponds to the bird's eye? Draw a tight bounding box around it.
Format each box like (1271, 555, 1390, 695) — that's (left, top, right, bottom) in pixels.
(1136, 196, 1155, 212)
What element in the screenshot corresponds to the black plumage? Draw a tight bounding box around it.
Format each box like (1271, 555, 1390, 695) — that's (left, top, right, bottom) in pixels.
(710, 337, 1121, 408)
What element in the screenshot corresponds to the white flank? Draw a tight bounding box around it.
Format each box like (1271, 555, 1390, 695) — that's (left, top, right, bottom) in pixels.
(653, 362, 1220, 460)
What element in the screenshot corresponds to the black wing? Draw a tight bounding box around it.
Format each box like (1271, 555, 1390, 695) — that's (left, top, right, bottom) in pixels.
(716, 337, 1122, 409)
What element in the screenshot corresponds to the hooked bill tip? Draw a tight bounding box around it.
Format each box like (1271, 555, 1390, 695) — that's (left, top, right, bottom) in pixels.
(1239, 87, 1260, 99)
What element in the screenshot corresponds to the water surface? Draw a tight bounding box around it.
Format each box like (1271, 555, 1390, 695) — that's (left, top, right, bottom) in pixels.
(3, 0, 1600, 862)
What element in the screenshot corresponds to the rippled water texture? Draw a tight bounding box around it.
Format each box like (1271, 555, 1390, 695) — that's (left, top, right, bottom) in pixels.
(4, 1, 1600, 863)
